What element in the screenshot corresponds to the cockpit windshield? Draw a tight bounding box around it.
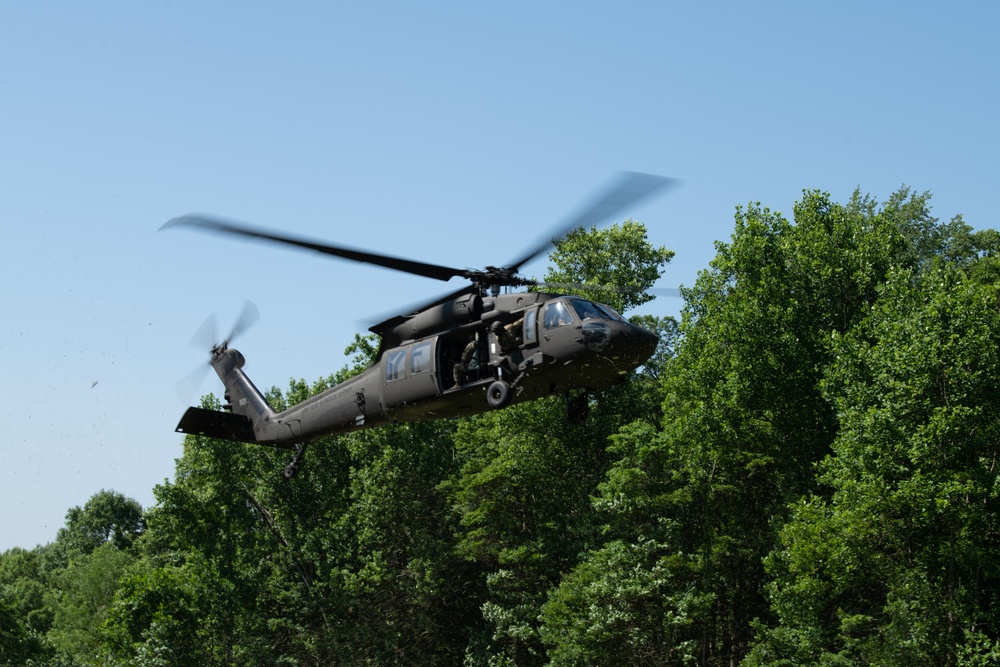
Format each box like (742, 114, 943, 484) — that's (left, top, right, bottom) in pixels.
(566, 297, 624, 322)
(594, 303, 624, 321)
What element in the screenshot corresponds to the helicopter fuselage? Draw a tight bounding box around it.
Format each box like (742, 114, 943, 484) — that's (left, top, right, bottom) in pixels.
(174, 292, 658, 447)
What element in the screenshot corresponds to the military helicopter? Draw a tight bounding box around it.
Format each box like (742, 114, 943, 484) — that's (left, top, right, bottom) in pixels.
(164, 172, 674, 477)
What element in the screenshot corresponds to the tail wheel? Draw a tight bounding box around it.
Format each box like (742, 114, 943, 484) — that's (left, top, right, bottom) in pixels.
(486, 380, 512, 409)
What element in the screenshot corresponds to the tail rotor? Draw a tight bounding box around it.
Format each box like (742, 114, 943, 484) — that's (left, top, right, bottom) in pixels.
(176, 301, 259, 402)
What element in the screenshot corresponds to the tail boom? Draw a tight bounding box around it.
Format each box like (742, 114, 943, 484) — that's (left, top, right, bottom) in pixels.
(175, 346, 286, 444)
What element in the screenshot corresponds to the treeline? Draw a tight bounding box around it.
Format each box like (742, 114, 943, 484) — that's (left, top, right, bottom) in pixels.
(4, 189, 1000, 665)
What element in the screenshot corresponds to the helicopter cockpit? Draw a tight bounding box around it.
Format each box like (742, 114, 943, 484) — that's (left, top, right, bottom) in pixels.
(540, 297, 627, 354)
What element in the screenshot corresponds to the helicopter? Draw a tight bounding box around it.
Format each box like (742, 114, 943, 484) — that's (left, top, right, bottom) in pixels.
(164, 172, 675, 477)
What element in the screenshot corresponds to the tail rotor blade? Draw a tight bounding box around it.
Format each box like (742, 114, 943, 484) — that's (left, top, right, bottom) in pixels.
(189, 312, 218, 350)
(224, 301, 260, 346)
(178, 302, 259, 404)
(176, 363, 211, 404)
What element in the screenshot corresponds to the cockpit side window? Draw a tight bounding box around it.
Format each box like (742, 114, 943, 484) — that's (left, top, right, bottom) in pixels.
(386, 349, 406, 381)
(543, 301, 574, 329)
(410, 340, 433, 374)
(524, 308, 537, 343)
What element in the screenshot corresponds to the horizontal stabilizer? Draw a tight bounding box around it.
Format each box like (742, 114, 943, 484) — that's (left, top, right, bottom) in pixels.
(175, 407, 259, 444)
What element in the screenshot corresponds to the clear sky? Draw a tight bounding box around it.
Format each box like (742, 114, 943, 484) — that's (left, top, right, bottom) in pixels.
(2, 2, 996, 551)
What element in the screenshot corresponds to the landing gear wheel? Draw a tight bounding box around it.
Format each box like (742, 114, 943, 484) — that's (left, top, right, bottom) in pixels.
(486, 380, 512, 409)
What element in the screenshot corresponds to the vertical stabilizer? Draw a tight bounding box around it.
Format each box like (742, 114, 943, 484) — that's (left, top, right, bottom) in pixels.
(211, 346, 277, 432)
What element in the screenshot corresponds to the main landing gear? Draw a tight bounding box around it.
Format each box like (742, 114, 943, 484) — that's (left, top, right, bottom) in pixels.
(486, 380, 512, 409)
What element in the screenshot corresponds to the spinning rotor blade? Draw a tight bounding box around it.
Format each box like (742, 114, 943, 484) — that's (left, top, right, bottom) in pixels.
(177, 313, 216, 403)
(177, 301, 259, 402)
(648, 287, 682, 299)
(162, 215, 467, 282)
(224, 300, 260, 347)
(532, 282, 680, 298)
(188, 300, 259, 350)
(189, 311, 218, 350)
(163, 172, 676, 294)
(176, 363, 212, 404)
(504, 172, 678, 273)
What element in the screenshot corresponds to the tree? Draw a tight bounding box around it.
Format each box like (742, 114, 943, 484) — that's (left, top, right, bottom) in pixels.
(53, 490, 145, 565)
(747, 261, 1000, 666)
(0, 587, 46, 666)
(329, 420, 478, 664)
(540, 187, 958, 665)
(540, 534, 712, 667)
(0, 491, 144, 666)
(102, 552, 236, 666)
(0, 546, 52, 637)
(46, 542, 133, 663)
(444, 397, 603, 665)
(103, 389, 314, 665)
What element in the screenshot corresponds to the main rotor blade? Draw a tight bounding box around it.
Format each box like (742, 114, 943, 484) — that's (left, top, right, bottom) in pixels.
(162, 214, 468, 283)
(648, 287, 682, 298)
(505, 172, 678, 272)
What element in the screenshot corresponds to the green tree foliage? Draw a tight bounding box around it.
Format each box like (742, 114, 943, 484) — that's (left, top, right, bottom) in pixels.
(47, 543, 134, 662)
(445, 399, 600, 665)
(438, 219, 674, 665)
(538, 188, 980, 665)
(747, 260, 1000, 666)
(0, 490, 143, 666)
(0, 546, 52, 638)
(0, 588, 45, 666)
(50, 490, 145, 569)
(539, 533, 712, 666)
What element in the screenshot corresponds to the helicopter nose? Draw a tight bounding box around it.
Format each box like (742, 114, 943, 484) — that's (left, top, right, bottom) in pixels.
(605, 321, 658, 369)
(628, 323, 659, 363)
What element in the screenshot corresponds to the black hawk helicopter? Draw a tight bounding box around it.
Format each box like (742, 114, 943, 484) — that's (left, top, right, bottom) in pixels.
(164, 172, 674, 477)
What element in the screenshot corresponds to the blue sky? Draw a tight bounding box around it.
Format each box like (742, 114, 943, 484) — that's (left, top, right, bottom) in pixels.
(1, 2, 996, 550)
